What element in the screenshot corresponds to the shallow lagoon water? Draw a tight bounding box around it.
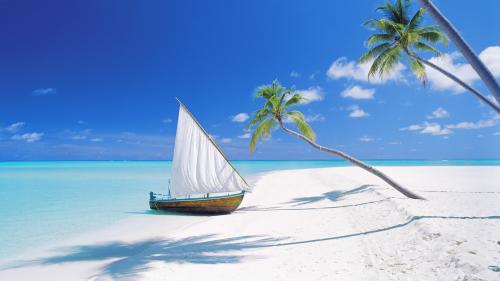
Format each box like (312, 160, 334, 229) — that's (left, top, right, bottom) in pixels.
(0, 160, 498, 260)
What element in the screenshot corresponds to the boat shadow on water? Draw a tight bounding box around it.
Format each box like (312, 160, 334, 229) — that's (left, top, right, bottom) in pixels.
(126, 210, 217, 217)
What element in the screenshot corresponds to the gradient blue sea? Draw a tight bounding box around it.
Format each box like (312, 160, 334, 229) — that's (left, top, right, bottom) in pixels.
(0, 160, 498, 260)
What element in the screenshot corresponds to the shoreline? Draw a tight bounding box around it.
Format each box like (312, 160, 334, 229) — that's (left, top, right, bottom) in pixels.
(2, 159, 500, 164)
(1, 165, 499, 280)
(0, 172, 266, 267)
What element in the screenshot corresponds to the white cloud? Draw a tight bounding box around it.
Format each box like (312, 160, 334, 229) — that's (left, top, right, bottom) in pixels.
(327, 46, 499, 94)
(296, 87, 324, 104)
(71, 135, 87, 140)
(64, 129, 91, 141)
(445, 116, 499, 130)
(348, 105, 370, 118)
(427, 107, 449, 119)
(77, 120, 86, 125)
(426, 46, 500, 93)
(238, 133, 251, 139)
(401, 124, 425, 131)
(290, 71, 301, 77)
(11, 132, 43, 143)
(420, 123, 452, 135)
(305, 114, 325, 122)
(401, 115, 498, 137)
(426, 52, 477, 93)
(494, 132, 500, 136)
(232, 113, 249, 122)
(327, 57, 406, 84)
(400, 122, 452, 136)
(340, 85, 375, 100)
(359, 136, 374, 142)
(5, 122, 25, 133)
(90, 138, 104, 142)
(479, 46, 500, 76)
(32, 88, 56, 96)
(487, 95, 500, 107)
(163, 118, 173, 123)
(389, 141, 402, 145)
(220, 138, 232, 143)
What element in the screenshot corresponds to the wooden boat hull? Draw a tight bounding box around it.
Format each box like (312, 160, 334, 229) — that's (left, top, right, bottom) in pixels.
(149, 192, 244, 214)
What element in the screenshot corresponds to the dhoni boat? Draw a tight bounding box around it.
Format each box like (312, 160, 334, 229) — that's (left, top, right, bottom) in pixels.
(149, 98, 251, 214)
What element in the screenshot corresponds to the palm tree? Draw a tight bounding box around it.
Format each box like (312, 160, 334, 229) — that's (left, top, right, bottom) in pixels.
(360, 0, 500, 114)
(416, 0, 500, 106)
(247, 80, 424, 200)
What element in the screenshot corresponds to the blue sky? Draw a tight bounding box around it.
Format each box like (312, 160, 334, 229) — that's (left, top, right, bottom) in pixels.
(1, 0, 499, 161)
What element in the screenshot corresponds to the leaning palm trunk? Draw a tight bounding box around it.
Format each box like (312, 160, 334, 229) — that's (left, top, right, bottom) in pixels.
(408, 53, 500, 114)
(416, 0, 500, 106)
(279, 122, 425, 200)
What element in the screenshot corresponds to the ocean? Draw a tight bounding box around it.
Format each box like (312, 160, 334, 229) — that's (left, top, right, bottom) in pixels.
(0, 160, 498, 260)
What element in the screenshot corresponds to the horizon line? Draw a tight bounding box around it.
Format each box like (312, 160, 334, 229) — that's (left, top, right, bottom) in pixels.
(1, 158, 500, 163)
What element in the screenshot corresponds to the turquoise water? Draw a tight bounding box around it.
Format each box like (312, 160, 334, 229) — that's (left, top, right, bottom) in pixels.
(0, 160, 498, 260)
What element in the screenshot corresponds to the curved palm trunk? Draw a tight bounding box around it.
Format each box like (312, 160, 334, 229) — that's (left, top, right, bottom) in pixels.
(416, 0, 500, 106)
(279, 122, 425, 200)
(409, 53, 500, 114)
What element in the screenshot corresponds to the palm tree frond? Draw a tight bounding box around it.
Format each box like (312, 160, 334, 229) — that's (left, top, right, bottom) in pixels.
(410, 58, 427, 85)
(249, 80, 317, 151)
(260, 118, 275, 139)
(378, 45, 402, 77)
(268, 95, 280, 111)
(277, 88, 293, 114)
(363, 19, 400, 35)
(287, 111, 316, 142)
(366, 34, 393, 47)
(256, 80, 283, 99)
(418, 30, 448, 46)
(360, 42, 391, 63)
(377, 0, 409, 24)
(246, 108, 271, 130)
(286, 110, 305, 120)
(249, 126, 261, 153)
(398, 0, 411, 23)
(376, 2, 398, 21)
(367, 45, 397, 78)
(256, 86, 272, 99)
(362, 0, 446, 85)
(408, 7, 425, 30)
(413, 41, 441, 56)
(248, 118, 275, 152)
(284, 93, 304, 108)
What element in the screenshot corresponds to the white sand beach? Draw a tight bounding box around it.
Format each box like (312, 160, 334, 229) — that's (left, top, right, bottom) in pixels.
(1, 166, 499, 281)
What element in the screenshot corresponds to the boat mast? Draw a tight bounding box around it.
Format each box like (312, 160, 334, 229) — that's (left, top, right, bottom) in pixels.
(175, 97, 250, 188)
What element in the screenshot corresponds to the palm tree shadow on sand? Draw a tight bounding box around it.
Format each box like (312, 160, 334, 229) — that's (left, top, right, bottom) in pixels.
(238, 185, 391, 212)
(133, 186, 380, 215)
(287, 184, 374, 206)
(6, 216, 500, 279)
(8, 234, 287, 279)
(6, 183, 499, 279)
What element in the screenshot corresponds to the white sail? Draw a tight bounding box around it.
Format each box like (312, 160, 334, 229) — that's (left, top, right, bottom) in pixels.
(170, 104, 250, 198)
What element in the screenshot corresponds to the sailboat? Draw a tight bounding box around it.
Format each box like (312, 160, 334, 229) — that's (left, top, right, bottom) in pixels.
(149, 98, 251, 214)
